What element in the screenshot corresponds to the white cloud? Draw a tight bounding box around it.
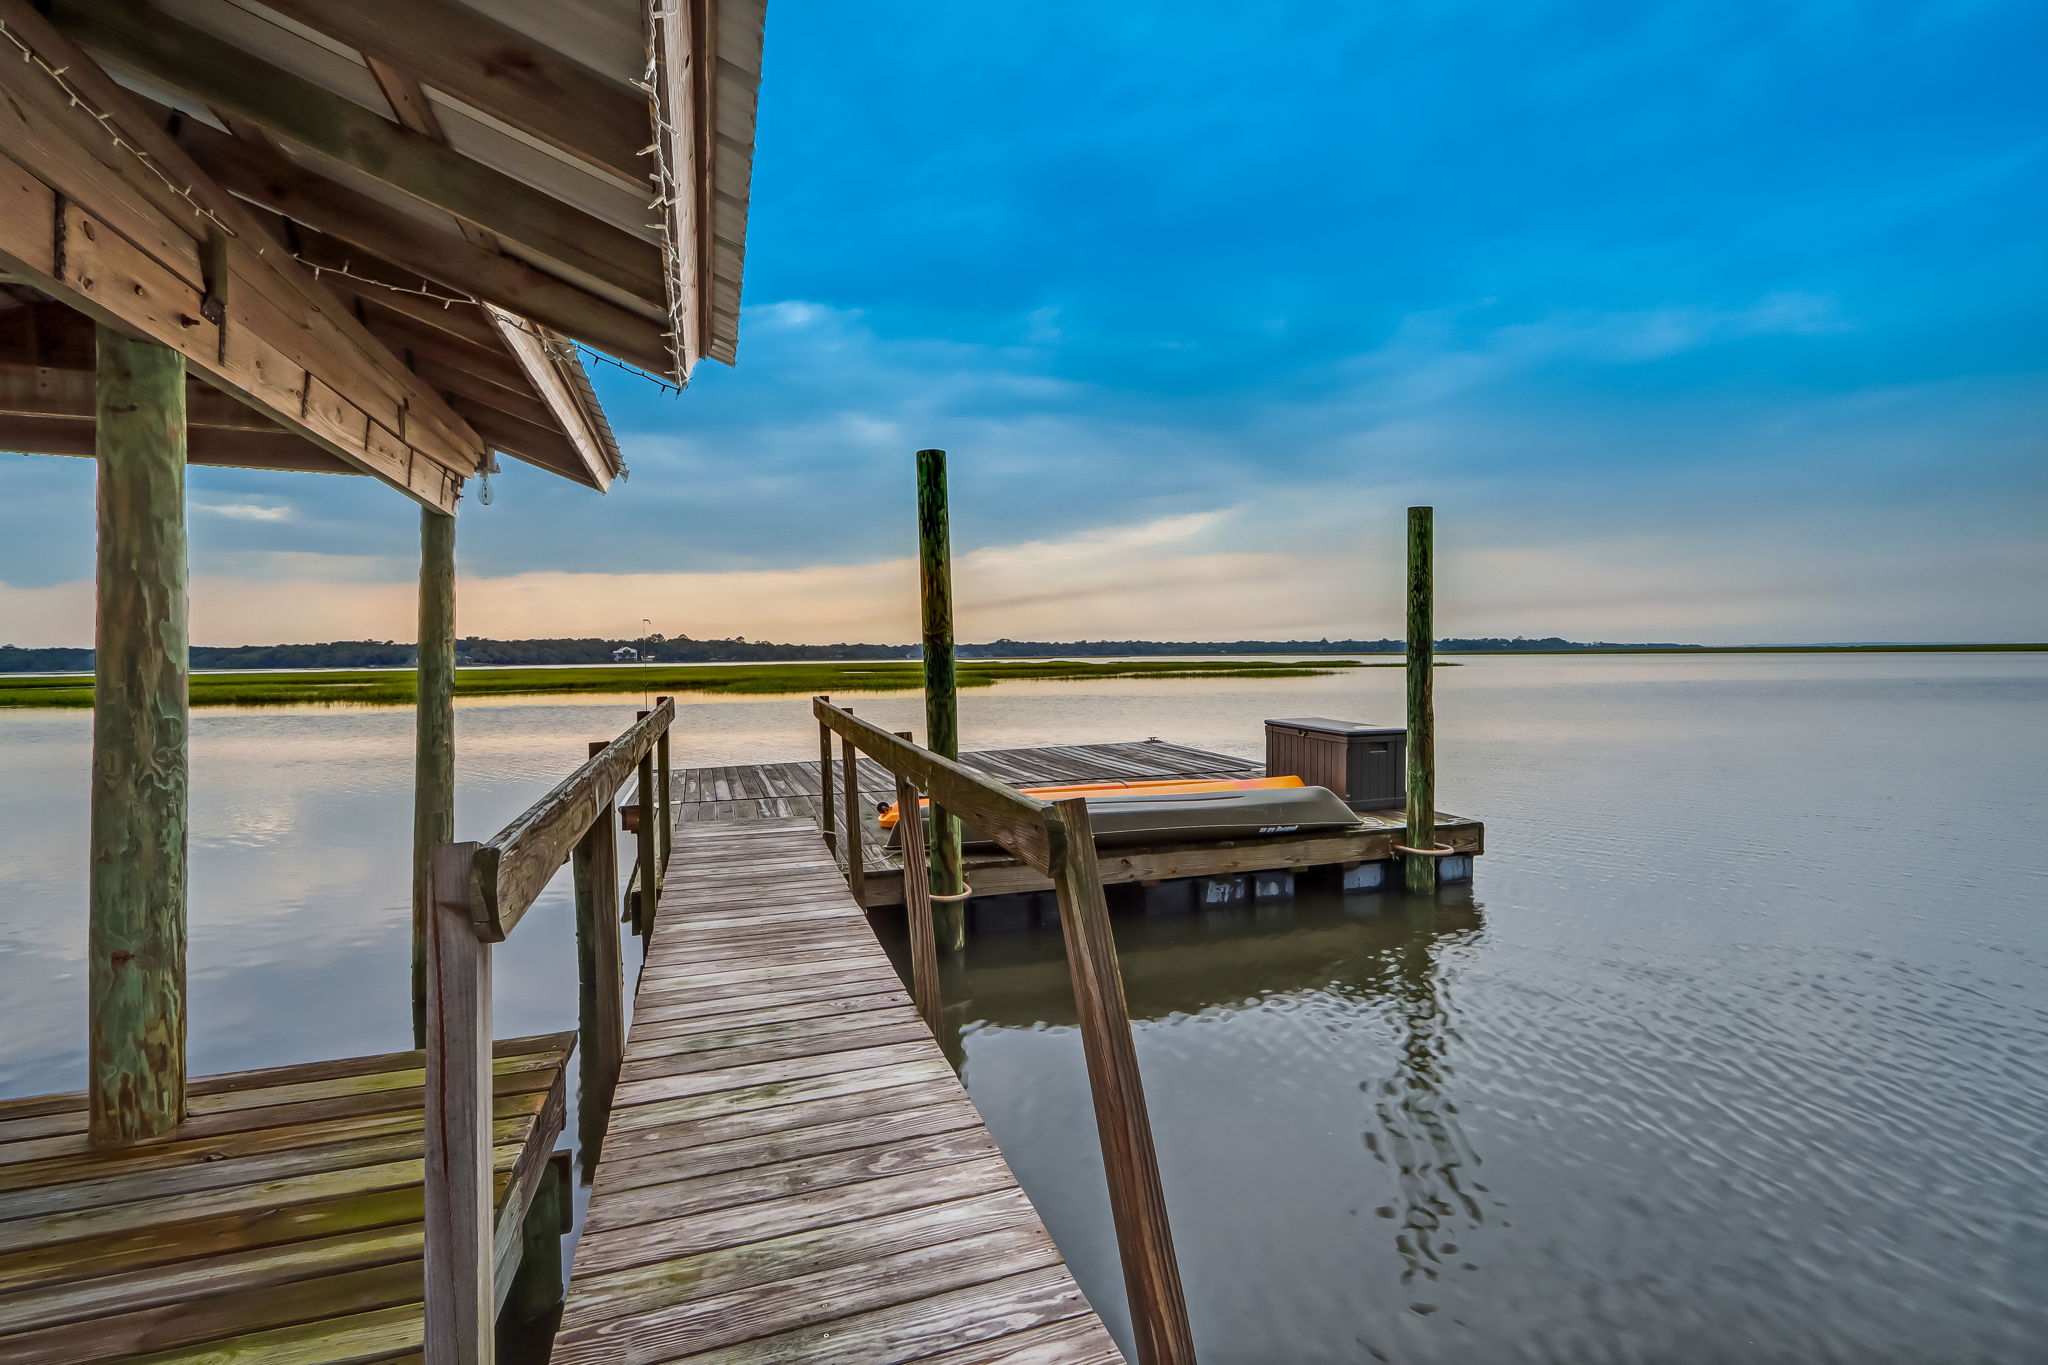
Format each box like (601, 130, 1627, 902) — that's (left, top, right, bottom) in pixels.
(193, 502, 294, 523)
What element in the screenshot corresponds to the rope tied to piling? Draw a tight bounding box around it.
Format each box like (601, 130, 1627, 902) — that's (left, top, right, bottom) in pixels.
(927, 884, 975, 902)
(1393, 844, 1458, 858)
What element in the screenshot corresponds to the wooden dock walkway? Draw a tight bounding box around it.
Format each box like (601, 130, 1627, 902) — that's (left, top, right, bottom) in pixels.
(0, 1033, 572, 1364)
(555, 816, 1124, 1365)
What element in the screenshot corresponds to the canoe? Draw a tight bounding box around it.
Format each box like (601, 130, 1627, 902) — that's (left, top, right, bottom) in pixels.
(878, 774, 1304, 830)
(1014, 784, 1364, 849)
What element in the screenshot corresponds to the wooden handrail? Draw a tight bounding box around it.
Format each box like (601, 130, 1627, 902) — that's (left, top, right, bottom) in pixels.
(812, 697, 1057, 874)
(812, 696, 1196, 1363)
(466, 698, 673, 940)
(425, 701, 674, 1362)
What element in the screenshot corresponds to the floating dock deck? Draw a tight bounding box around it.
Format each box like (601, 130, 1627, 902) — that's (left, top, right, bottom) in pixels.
(677, 737, 1483, 908)
(555, 816, 1123, 1363)
(0, 1034, 572, 1364)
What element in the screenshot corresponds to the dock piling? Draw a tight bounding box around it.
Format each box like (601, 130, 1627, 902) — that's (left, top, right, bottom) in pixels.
(413, 506, 457, 1047)
(1405, 506, 1437, 894)
(87, 325, 189, 1147)
(916, 449, 967, 950)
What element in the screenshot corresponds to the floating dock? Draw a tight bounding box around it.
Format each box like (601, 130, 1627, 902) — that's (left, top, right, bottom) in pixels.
(676, 737, 1484, 909)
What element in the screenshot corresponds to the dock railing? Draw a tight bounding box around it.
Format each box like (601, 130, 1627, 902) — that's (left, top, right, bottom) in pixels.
(814, 696, 1198, 1365)
(423, 697, 676, 1365)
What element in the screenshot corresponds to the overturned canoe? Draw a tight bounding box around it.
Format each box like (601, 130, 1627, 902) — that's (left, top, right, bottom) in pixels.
(879, 774, 1304, 830)
(957, 783, 1365, 850)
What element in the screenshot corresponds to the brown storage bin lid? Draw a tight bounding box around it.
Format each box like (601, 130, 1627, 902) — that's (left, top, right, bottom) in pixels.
(1266, 717, 1403, 737)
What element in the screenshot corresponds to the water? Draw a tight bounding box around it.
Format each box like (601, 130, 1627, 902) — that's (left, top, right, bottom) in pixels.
(2, 654, 2043, 1363)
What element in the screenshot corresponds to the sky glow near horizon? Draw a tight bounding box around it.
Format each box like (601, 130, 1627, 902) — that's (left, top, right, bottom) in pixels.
(3, 0, 2044, 647)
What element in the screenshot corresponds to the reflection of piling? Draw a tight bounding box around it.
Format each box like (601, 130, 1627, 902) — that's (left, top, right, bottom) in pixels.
(1404, 507, 1438, 893)
(1366, 896, 1485, 1286)
(917, 449, 967, 951)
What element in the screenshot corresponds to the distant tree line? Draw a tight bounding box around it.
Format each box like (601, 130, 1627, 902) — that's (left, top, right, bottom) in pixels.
(967, 636, 1700, 656)
(3, 633, 1701, 673)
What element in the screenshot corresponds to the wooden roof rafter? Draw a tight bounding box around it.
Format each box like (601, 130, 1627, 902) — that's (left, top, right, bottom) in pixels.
(0, 0, 767, 500)
(0, 0, 484, 510)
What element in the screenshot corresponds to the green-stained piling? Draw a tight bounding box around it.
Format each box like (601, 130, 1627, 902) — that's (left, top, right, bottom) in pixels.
(916, 449, 967, 951)
(88, 326, 189, 1145)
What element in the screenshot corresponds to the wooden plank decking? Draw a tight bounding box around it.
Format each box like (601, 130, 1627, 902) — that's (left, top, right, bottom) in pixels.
(677, 738, 1483, 908)
(0, 1033, 572, 1364)
(555, 817, 1124, 1365)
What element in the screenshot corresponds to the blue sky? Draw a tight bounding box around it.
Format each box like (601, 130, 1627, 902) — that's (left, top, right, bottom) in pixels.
(4, 0, 2044, 645)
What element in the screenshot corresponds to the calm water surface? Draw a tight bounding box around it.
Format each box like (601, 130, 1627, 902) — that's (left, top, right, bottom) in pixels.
(2, 654, 2043, 1363)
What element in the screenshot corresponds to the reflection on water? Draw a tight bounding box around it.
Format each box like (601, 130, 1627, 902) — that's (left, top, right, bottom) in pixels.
(3, 653, 2045, 1363)
(1364, 900, 1485, 1291)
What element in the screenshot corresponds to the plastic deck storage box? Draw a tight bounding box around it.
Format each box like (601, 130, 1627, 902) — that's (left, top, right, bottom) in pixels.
(1264, 717, 1405, 811)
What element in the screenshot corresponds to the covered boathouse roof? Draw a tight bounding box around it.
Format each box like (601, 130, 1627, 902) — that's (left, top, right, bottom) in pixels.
(0, 0, 766, 504)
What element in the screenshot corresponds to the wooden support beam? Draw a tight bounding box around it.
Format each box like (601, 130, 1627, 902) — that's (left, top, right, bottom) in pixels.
(413, 509, 457, 1047)
(656, 702, 674, 875)
(51, 0, 664, 307)
(634, 713, 661, 936)
(165, 107, 670, 372)
(88, 326, 189, 1147)
(444, 396, 585, 481)
(817, 698, 838, 858)
(1046, 799, 1197, 1365)
(0, 1, 483, 510)
(894, 733, 944, 1037)
(488, 310, 616, 490)
(0, 362, 276, 429)
(424, 841, 494, 1365)
(350, 305, 535, 398)
(841, 727, 865, 905)
(258, 0, 648, 184)
(504, 1150, 568, 1325)
(917, 449, 967, 951)
(0, 414, 351, 473)
(574, 741, 625, 1172)
(1405, 506, 1437, 894)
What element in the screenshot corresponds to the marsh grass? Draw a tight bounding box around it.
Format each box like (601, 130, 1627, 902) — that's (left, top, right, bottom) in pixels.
(0, 657, 1393, 710)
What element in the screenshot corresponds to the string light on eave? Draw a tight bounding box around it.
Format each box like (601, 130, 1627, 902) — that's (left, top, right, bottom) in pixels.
(0, 17, 238, 239)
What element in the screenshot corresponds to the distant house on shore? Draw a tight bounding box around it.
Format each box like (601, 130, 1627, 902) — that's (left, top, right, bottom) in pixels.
(612, 646, 640, 662)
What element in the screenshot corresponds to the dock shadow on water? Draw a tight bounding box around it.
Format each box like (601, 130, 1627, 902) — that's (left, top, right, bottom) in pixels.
(873, 880, 1496, 1362)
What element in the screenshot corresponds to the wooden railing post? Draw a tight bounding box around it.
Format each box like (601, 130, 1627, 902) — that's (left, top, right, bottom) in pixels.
(1047, 799, 1196, 1365)
(633, 710, 659, 936)
(412, 506, 457, 1048)
(841, 717, 865, 905)
(655, 697, 673, 874)
(424, 840, 492, 1365)
(573, 741, 624, 1169)
(817, 696, 838, 856)
(1404, 506, 1438, 894)
(893, 733, 942, 1035)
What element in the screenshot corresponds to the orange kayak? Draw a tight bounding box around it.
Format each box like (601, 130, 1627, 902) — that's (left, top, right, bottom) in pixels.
(877, 774, 1303, 829)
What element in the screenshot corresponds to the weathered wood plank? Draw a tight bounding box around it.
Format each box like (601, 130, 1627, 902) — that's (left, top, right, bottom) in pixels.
(253, 0, 647, 181)
(555, 816, 1123, 1364)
